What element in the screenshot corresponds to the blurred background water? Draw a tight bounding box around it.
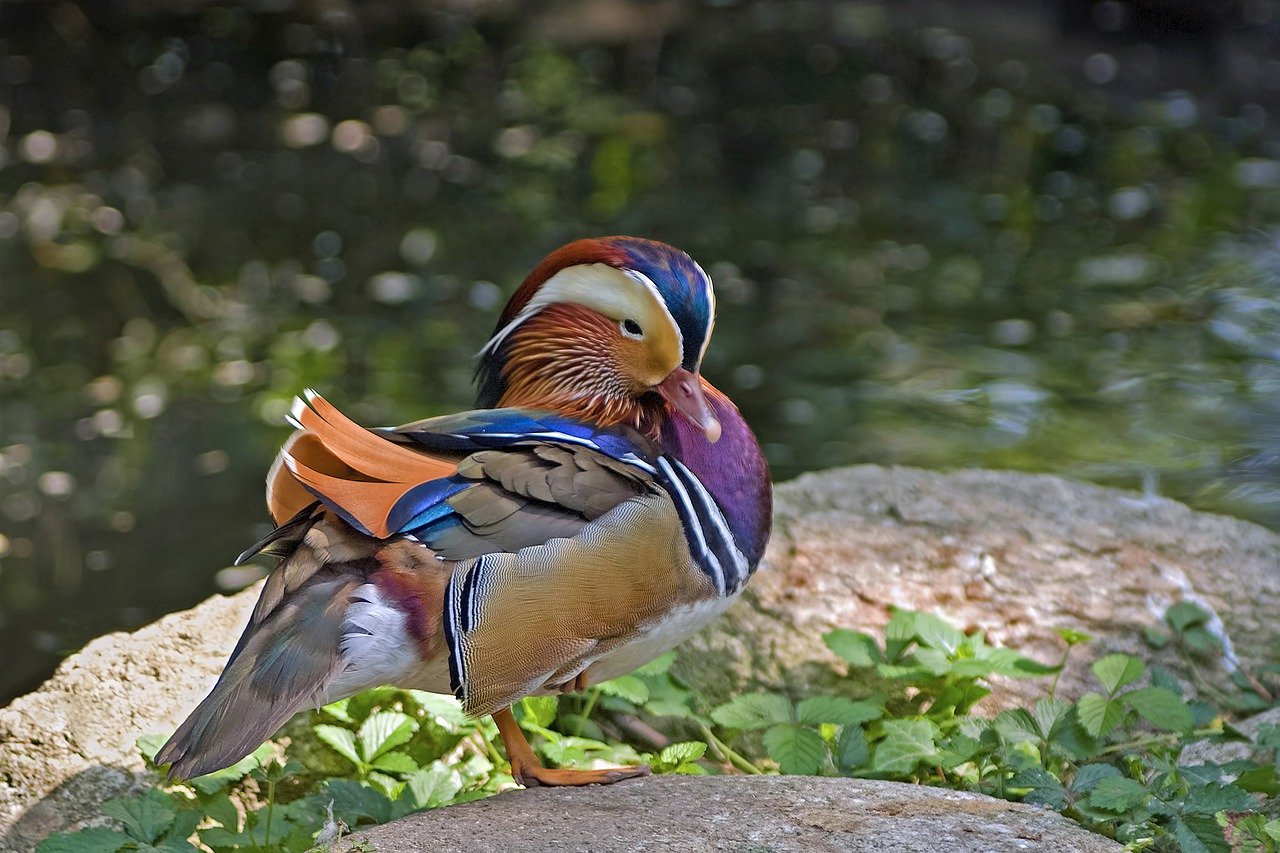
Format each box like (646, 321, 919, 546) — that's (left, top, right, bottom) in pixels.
(4, 0, 1280, 704)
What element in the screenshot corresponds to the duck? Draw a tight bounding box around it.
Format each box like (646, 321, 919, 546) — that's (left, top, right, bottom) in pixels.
(156, 236, 772, 787)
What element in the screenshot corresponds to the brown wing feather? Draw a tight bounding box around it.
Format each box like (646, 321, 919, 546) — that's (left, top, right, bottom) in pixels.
(428, 442, 649, 559)
(157, 515, 375, 779)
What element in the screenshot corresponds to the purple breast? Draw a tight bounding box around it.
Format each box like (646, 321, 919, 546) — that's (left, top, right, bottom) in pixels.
(660, 393, 772, 568)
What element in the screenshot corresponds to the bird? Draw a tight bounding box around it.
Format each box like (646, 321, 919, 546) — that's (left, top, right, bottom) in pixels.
(156, 236, 772, 788)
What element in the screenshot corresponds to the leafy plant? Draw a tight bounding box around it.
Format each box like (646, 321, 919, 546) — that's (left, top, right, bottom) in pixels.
(36, 609, 1280, 852)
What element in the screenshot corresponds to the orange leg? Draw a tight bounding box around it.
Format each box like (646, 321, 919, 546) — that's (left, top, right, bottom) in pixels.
(492, 706, 650, 788)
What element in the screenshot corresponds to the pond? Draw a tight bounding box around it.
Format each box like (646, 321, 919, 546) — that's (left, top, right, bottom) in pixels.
(2, 1, 1280, 703)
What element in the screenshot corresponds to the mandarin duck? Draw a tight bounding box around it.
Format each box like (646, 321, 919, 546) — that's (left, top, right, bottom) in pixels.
(156, 237, 772, 787)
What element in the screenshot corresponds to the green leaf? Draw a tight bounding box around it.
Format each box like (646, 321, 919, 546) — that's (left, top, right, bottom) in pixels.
(359, 710, 417, 761)
(136, 733, 168, 765)
(1182, 627, 1223, 655)
(136, 838, 199, 852)
(1165, 601, 1210, 633)
(1032, 697, 1071, 739)
(557, 713, 604, 741)
(372, 751, 420, 774)
(201, 795, 240, 831)
(36, 829, 133, 853)
(993, 709, 1040, 744)
(1056, 627, 1093, 646)
(1121, 686, 1193, 732)
(1181, 782, 1257, 816)
(873, 719, 939, 774)
(404, 761, 464, 809)
(910, 612, 965, 654)
(519, 696, 558, 728)
(1011, 765, 1067, 809)
(325, 778, 394, 826)
(1219, 813, 1280, 849)
(657, 741, 706, 771)
(795, 696, 881, 727)
(1076, 692, 1125, 738)
(884, 609, 919, 659)
(100, 790, 176, 844)
(406, 691, 468, 727)
(1070, 763, 1121, 793)
(320, 697, 355, 723)
(596, 675, 649, 704)
(1091, 654, 1145, 695)
(710, 693, 793, 730)
(189, 742, 275, 795)
(937, 734, 981, 770)
(965, 645, 1059, 678)
(198, 826, 254, 849)
(1086, 776, 1149, 812)
(1234, 764, 1280, 795)
(835, 726, 869, 771)
(763, 723, 827, 775)
(1169, 822, 1211, 853)
(164, 810, 201, 844)
(823, 629, 882, 667)
(909, 647, 953, 677)
(314, 723, 363, 768)
(1170, 815, 1226, 853)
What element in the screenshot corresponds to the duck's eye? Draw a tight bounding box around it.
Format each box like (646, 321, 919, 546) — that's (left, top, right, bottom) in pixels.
(621, 319, 644, 338)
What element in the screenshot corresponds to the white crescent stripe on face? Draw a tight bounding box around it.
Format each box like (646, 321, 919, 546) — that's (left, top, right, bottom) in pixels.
(477, 263, 686, 367)
(619, 267, 684, 360)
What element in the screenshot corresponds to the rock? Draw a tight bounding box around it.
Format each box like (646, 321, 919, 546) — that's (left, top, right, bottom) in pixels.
(349, 775, 1122, 852)
(676, 466, 1280, 710)
(0, 585, 259, 852)
(5, 465, 1278, 848)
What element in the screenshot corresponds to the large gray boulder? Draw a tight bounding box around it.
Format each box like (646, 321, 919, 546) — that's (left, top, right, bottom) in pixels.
(3, 465, 1277, 849)
(349, 775, 1123, 852)
(677, 465, 1280, 709)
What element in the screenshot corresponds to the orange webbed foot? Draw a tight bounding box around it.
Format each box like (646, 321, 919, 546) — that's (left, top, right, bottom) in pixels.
(509, 759, 651, 788)
(493, 705, 650, 789)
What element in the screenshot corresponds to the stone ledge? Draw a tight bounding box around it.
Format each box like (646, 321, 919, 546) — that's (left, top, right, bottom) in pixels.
(348, 775, 1123, 853)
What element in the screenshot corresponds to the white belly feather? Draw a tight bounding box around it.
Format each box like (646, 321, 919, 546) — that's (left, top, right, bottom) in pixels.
(586, 592, 740, 683)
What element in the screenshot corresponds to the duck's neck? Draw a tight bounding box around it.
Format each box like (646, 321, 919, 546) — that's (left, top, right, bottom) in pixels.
(660, 382, 772, 568)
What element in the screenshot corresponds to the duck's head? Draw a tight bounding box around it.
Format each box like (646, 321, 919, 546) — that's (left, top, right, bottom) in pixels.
(476, 236, 721, 443)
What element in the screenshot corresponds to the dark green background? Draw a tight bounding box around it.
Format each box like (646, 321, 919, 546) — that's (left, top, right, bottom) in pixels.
(3, 0, 1280, 703)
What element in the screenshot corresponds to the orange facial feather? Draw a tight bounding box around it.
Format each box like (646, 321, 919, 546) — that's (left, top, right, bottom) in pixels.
(496, 304, 667, 437)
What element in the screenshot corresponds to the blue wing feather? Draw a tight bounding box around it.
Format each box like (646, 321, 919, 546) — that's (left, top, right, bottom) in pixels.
(383, 408, 660, 468)
(371, 408, 658, 543)
(384, 478, 472, 535)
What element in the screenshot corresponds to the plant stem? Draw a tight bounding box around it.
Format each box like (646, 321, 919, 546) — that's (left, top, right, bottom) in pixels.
(576, 688, 600, 736)
(1049, 643, 1075, 702)
(264, 776, 276, 848)
(475, 723, 507, 768)
(1098, 727, 1220, 757)
(697, 723, 764, 775)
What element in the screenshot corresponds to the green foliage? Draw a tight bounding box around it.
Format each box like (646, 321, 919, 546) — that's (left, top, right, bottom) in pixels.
(701, 610, 1278, 852)
(37, 610, 1280, 852)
